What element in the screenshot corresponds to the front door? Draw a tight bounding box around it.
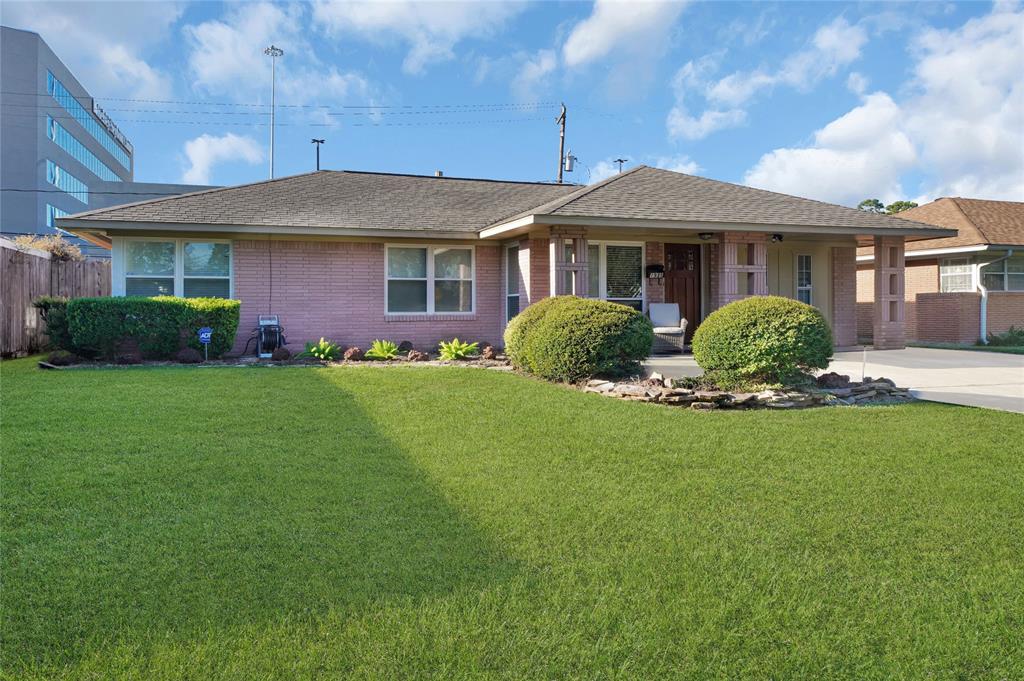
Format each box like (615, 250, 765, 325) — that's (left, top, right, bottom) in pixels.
(665, 243, 701, 342)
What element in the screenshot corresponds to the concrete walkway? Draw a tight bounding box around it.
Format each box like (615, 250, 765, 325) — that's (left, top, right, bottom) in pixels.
(644, 347, 1024, 413)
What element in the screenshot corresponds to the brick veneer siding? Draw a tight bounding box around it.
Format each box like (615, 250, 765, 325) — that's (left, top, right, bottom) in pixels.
(518, 236, 550, 305)
(830, 246, 857, 346)
(871, 235, 906, 349)
(645, 241, 665, 305)
(914, 293, 981, 343)
(232, 239, 504, 353)
(987, 293, 1024, 337)
(709, 232, 768, 310)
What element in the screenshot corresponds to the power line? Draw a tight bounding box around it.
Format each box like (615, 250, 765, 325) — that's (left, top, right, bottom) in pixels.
(3, 110, 553, 127)
(2, 101, 553, 116)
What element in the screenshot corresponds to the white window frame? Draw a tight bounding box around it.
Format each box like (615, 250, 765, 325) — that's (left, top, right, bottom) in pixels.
(505, 243, 520, 324)
(555, 239, 646, 310)
(940, 257, 975, 293)
(385, 244, 476, 315)
(112, 236, 233, 298)
(980, 256, 1024, 292)
(795, 253, 812, 304)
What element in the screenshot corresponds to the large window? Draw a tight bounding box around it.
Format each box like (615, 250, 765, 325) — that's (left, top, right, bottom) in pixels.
(45, 204, 68, 229)
(506, 245, 520, 321)
(121, 239, 231, 298)
(796, 254, 812, 304)
(47, 116, 121, 182)
(386, 245, 474, 313)
(559, 241, 643, 310)
(981, 255, 1024, 292)
(47, 71, 131, 170)
(46, 160, 88, 204)
(939, 258, 973, 292)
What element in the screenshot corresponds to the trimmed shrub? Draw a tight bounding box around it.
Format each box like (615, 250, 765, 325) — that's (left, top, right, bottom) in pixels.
(502, 296, 563, 370)
(46, 350, 80, 366)
(66, 296, 240, 360)
(32, 296, 74, 351)
(692, 295, 833, 386)
(984, 325, 1024, 347)
(506, 296, 653, 382)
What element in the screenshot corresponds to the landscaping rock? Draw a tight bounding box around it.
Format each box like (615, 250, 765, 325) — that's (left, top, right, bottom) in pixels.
(397, 340, 414, 353)
(343, 347, 364, 361)
(407, 350, 429, 362)
(690, 401, 718, 410)
(816, 372, 851, 388)
(271, 347, 292, 362)
(481, 345, 497, 360)
(821, 387, 853, 397)
(612, 384, 648, 397)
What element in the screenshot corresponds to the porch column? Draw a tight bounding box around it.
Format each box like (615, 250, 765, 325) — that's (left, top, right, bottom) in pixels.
(872, 235, 906, 350)
(645, 241, 665, 305)
(709, 232, 768, 310)
(550, 227, 589, 297)
(831, 246, 857, 347)
(518, 235, 550, 306)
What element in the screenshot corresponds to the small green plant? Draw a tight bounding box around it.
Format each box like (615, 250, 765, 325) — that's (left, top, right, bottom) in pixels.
(438, 338, 479, 360)
(364, 339, 399, 360)
(299, 337, 340, 361)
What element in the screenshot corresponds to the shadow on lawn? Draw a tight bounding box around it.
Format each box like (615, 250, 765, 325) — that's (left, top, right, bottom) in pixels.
(2, 366, 519, 669)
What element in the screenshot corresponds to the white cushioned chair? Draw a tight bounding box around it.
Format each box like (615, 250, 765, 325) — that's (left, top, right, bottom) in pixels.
(648, 303, 688, 353)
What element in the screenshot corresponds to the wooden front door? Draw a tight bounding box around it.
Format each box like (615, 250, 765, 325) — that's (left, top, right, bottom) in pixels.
(665, 244, 701, 342)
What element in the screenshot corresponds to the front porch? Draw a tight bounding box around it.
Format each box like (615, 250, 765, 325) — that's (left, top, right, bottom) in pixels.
(498, 226, 909, 350)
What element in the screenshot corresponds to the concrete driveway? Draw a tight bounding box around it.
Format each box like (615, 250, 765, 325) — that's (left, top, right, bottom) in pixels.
(644, 347, 1024, 413)
(827, 347, 1024, 413)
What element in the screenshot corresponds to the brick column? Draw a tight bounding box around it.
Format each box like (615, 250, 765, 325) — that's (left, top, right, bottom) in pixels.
(710, 232, 768, 311)
(518, 235, 550, 307)
(550, 228, 589, 296)
(872, 235, 906, 349)
(831, 246, 857, 347)
(645, 241, 664, 305)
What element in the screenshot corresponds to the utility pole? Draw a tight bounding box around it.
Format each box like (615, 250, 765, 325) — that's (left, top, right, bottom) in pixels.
(614, 158, 628, 173)
(556, 103, 566, 183)
(264, 45, 284, 179)
(311, 138, 325, 171)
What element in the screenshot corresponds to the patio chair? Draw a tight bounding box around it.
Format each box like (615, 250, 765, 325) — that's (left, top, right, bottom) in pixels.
(648, 303, 688, 354)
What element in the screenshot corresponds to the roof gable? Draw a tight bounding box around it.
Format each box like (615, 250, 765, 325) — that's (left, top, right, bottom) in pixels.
(879, 197, 1024, 253)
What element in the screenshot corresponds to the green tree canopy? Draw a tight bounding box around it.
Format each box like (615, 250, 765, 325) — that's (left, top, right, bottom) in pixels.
(858, 198, 885, 213)
(885, 200, 919, 214)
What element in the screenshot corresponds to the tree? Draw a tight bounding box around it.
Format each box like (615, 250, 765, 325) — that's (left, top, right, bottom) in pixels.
(858, 198, 885, 213)
(885, 200, 918, 214)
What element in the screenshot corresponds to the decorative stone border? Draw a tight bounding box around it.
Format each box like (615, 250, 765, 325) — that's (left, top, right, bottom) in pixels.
(582, 373, 915, 410)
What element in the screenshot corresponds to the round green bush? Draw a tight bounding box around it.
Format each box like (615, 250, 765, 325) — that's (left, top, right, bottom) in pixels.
(505, 296, 653, 382)
(691, 295, 833, 385)
(502, 296, 562, 370)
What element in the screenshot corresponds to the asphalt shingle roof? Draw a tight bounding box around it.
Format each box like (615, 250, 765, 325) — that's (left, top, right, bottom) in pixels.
(65, 170, 581, 233)
(64, 165, 954, 238)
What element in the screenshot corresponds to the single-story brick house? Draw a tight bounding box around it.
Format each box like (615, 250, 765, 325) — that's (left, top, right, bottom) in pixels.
(59, 166, 953, 354)
(857, 198, 1024, 344)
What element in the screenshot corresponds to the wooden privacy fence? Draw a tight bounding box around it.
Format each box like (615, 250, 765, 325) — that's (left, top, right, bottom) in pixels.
(1, 239, 110, 356)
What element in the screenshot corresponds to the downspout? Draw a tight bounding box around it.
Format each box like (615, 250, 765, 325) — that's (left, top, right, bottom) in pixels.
(976, 248, 1013, 345)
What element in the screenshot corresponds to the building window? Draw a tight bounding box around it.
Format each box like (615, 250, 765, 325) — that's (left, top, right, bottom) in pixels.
(559, 241, 643, 310)
(796, 254, 812, 304)
(506, 245, 520, 322)
(121, 239, 231, 298)
(940, 258, 974, 292)
(47, 116, 121, 182)
(45, 204, 68, 229)
(46, 160, 88, 204)
(981, 255, 1024, 292)
(386, 245, 474, 313)
(47, 71, 131, 170)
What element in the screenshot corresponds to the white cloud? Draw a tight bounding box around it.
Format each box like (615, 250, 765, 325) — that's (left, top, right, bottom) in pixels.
(563, 0, 688, 98)
(184, 2, 372, 111)
(846, 72, 869, 95)
(588, 159, 620, 184)
(666, 56, 745, 140)
(653, 154, 701, 175)
(512, 49, 557, 101)
(312, 0, 524, 75)
(1, 1, 181, 99)
(182, 133, 264, 184)
(744, 93, 916, 205)
(743, 4, 1024, 205)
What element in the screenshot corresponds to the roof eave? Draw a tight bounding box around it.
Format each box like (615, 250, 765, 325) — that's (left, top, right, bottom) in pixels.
(57, 218, 480, 241)
(479, 214, 958, 241)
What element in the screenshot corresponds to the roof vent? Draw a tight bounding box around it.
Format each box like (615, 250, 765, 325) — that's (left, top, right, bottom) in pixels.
(435, 170, 443, 177)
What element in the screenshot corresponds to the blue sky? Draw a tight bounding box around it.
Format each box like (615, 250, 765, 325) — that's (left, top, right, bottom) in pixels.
(4, 0, 1022, 206)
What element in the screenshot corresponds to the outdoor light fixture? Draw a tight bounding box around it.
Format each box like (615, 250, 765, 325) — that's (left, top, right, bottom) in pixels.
(771, 233, 784, 243)
(698, 232, 714, 241)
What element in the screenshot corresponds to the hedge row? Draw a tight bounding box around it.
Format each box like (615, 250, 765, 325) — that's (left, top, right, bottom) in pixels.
(504, 296, 653, 382)
(64, 296, 240, 359)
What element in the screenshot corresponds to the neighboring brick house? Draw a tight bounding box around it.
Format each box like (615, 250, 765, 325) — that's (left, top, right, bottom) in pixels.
(59, 166, 952, 354)
(857, 198, 1024, 344)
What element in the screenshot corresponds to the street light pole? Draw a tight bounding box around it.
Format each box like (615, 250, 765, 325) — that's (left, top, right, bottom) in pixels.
(263, 45, 284, 179)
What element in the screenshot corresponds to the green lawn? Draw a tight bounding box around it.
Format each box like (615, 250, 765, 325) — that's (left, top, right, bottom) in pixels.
(2, 358, 1023, 679)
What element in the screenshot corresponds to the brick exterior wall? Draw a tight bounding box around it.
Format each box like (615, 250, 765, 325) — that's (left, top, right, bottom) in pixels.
(871, 235, 906, 349)
(645, 240, 665, 305)
(830, 246, 857, 347)
(914, 293, 981, 343)
(233, 239, 504, 353)
(518, 236, 550, 305)
(708, 232, 768, 310)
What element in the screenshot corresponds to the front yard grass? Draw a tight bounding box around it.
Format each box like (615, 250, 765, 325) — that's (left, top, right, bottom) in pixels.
(2, 358, 1022, 679)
